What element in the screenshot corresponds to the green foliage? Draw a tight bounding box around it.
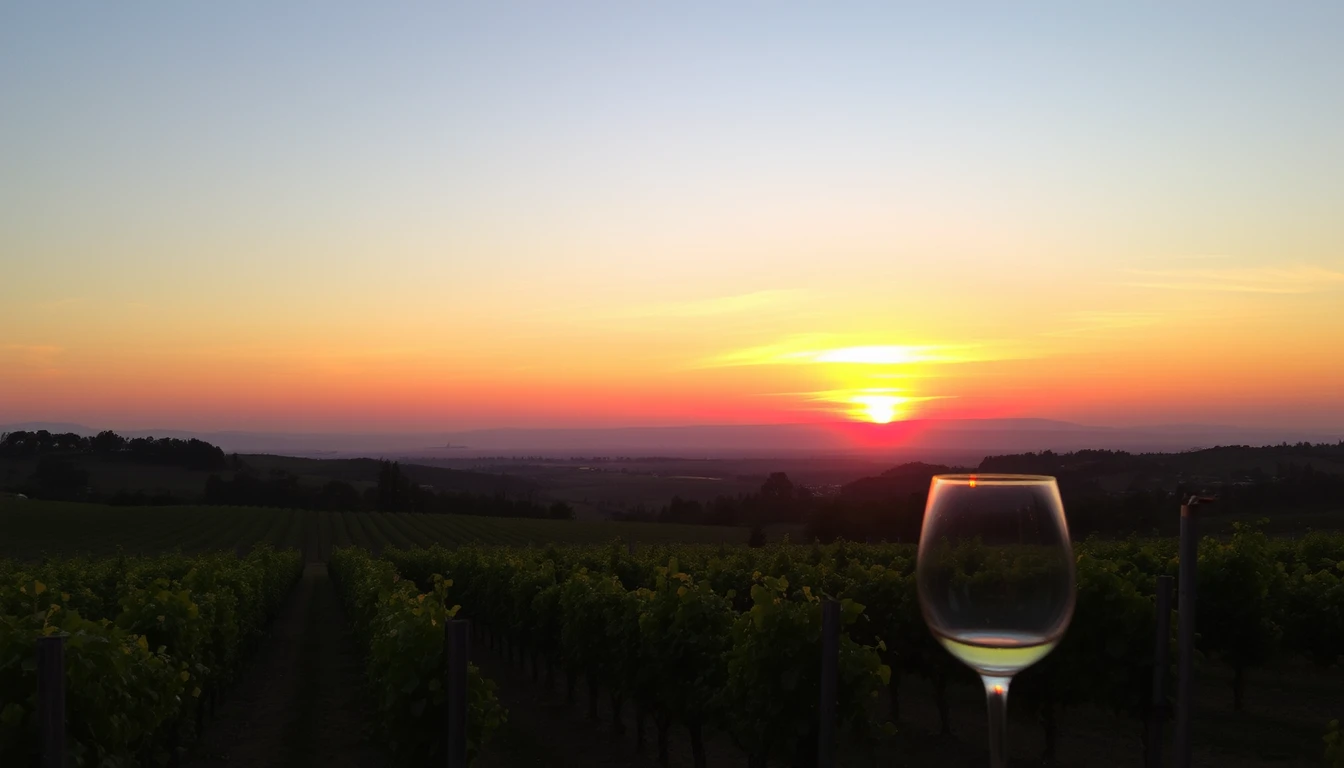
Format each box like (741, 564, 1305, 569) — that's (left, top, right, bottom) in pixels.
(719, 574, 887, 765)
(1282, 558, 1344, 668)
(383, 543, 894, 766)
(1326, 719, 1343, 768)
(376, 532, 1344, 765)
(1022, 553, 1156, 713)
(558, 569, 630, 687)
(0, 548, 301, 765)
(5, 503, 1336, 766)
(1197, 524, 1286, 710)
(0, 604, 182, 766)
(329, 547, 505, 764)
(636, 562, 735, 729)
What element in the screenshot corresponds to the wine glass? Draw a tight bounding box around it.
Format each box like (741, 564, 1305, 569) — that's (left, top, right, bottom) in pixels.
(916, 474, 1075, 768)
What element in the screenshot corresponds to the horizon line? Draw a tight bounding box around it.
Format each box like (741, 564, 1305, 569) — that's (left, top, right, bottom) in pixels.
(4, 417, 1344, 438)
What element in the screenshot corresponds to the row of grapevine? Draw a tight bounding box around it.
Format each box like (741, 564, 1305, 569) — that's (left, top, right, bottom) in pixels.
(0, 501, 755, 560)
(0, 546, 303, 765)
(385, 530, 1344, 765)
(386, 545, 891, 768)
(0, 503, 318, 559)
(1084, 527, 1344, 712)
(328, 547, 505, 764)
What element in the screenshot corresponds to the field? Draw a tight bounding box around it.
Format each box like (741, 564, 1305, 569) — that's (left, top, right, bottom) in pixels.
(0, 499, 755, 560)
(3, 498, 1342, 767)
(0, 457, 221, 498)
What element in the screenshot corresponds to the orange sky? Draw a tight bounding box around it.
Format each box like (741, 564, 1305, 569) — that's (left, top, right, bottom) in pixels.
(4, 284, 1341, 431)
(3, 5, 1343, 433)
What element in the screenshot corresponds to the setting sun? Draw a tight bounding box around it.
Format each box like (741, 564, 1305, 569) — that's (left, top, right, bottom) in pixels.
(852, 394, 907, 424)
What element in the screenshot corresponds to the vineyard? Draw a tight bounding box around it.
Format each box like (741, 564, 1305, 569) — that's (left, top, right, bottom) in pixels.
(0, 500, 756, 559)
(1, 496, 1342, 766)
(333, 528, 1343, 767)
(0, 547, 303, 765)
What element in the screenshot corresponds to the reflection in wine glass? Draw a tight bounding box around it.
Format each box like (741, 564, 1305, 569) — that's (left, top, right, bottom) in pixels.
(916, 474, 1075, 768)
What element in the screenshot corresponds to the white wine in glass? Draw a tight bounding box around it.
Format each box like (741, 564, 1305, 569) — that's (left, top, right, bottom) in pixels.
(916, 474, 1075, 768)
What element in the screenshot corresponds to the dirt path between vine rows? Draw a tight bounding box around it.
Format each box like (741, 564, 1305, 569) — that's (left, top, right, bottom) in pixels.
(187, 563, 388, 768)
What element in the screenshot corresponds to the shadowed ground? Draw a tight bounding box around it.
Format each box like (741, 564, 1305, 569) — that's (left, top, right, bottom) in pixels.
(187, 563, 388, 768)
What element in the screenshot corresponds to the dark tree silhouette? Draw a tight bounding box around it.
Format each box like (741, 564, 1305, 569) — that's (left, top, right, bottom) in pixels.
(0, 429, 227, 470)
(376, 460, 408, 512)
(760, 472, 795, 500)
(90, 430, 127, 454)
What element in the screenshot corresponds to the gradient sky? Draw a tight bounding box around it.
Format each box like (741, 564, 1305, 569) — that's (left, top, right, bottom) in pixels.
(3, 2, 1342, 432)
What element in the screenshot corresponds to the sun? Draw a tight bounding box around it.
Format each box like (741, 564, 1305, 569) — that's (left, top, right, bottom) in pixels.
(851, 394, 906, 424)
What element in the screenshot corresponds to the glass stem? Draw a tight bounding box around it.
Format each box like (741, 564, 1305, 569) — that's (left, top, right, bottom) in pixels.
(982, 675, 1011, 768)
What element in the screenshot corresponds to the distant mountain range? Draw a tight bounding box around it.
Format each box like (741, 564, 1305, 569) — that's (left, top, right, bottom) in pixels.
(3, 419, 1339, 459)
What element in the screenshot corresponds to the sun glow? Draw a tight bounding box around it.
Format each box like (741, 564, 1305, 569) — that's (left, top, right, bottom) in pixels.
(852, 394, 908, 424)
(803, 387, 942, 423)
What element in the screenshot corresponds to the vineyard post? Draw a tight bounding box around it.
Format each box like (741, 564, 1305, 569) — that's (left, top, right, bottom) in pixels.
(37, 633, 67, 768)
(1175, 496, 1210, 768)
(818, 599, 840, 768)
(445, 618, 469, 768)
(1147, 575, 1174, 768)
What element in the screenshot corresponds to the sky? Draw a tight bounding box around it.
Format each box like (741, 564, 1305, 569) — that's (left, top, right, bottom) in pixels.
(2, 2, 1342, 433)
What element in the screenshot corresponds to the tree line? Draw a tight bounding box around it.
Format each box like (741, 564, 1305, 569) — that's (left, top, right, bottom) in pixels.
(1, 430, 233, 502)
(0, 429, 229, 470)
(0, 430, 573, 520)
(204, 460, 575, 520)
(638, 450, 1344, 541)
(636, 464, 942, 542)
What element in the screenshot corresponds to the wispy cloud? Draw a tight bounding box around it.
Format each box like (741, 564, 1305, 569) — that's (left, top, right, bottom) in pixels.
(1124, 265, 1344, 294)
(619, 289, 801, 319)
(795, 387, 952, 405)
(699, 336, 1025, 368)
